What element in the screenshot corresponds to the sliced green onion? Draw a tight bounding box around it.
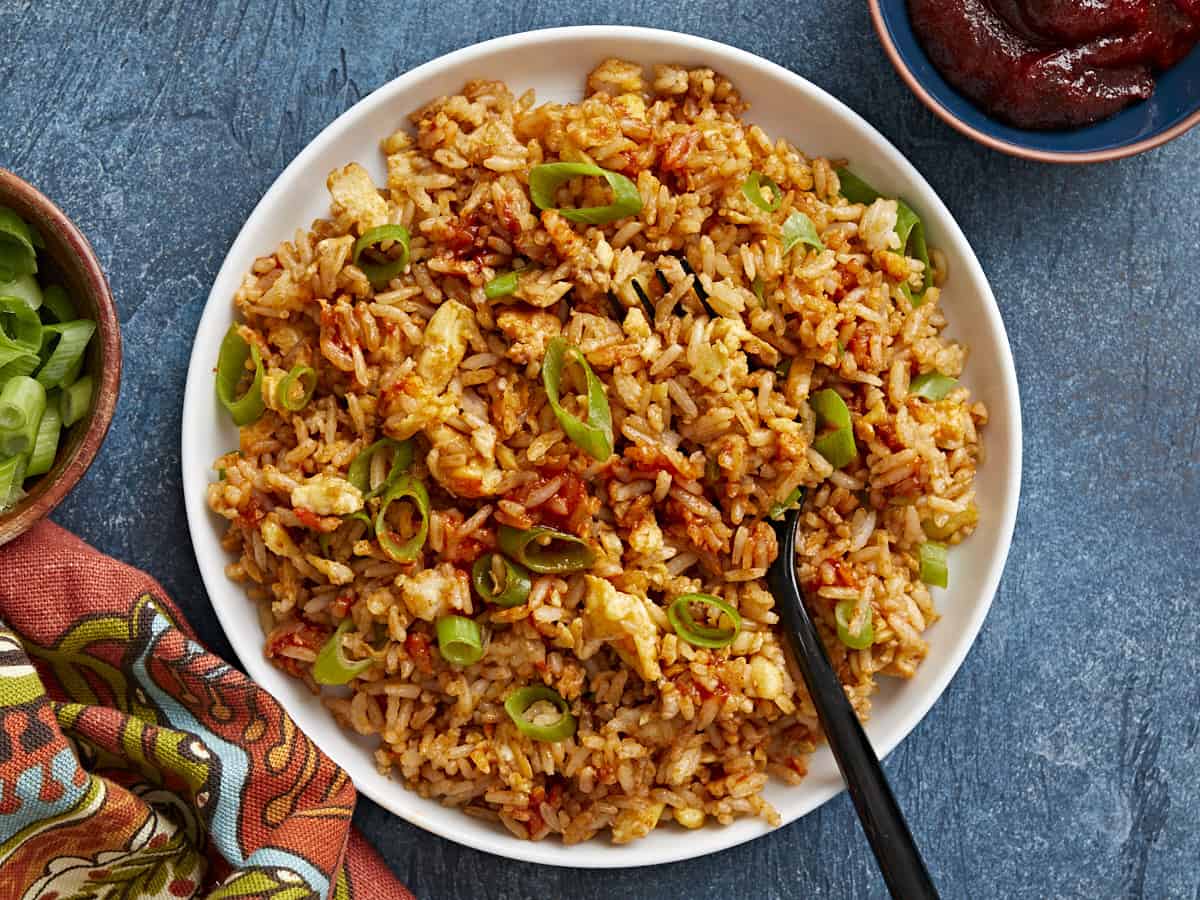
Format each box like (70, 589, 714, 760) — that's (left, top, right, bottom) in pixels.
(835, 599, 875, 650)
(678, 258, 718, 319)
(504, 685, 576, 742)
(835, 168, 930, 305)
(0, 297, 42, 352)
(24, 399, 61, 478)
(0, 340, 37, 377)
(834, 168, 882, 205)
(0, 274, 43, 310)
(0, 375, 45, 455)
(277, 365, 317, 412)
(811, 388, 857, 469)
(436, 615, 485, 666)
(781, 211, 824, 255)
(497, 524, 594, 574)
(630, 279, 655, 323)
(0, 454, 27, 513)
(668, 593, 742, 649)
(375, 474, 429, 561)
(40, 285, 75, 323)
(484, 270, 520, 299)
(353, 224, 411, 288)
(35, 320, 94, 389)
(344, 509, 375, 536)
(59, 375, 93, 427)
(215, 325, 265, 426)
(768, 486, 806, 521)
(542, 336, 613, 462)
(347, 437, 413, 499)
(742, 171, 783, 213)
(312, 619, 374, 685)
(775, 357, 792, 379)
(752, 276, 766, 303)
(909, 372, 958, 401)
(918, 541, 949, 588)
(922, 502, 978, 541)
(472, 553, 532, 607)
(528, 162, 642, 225)
(894, 203, 931, 306)
(0, 207, 37, 281)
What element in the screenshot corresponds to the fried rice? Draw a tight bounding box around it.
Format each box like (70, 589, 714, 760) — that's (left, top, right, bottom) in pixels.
(206, 58, 987, 845)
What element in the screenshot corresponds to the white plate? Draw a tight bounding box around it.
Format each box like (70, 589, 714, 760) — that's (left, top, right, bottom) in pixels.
(182, 26, 1022, 869)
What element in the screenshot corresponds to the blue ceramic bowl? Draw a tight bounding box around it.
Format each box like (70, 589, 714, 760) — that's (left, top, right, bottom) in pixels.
(869, 0, 1200, 162)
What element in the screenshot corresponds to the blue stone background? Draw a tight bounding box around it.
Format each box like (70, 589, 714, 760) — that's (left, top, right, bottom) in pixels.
(3, 2, 1198, 897)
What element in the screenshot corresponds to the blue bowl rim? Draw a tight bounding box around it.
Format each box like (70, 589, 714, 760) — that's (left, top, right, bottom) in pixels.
(867, 0, 1200, 163)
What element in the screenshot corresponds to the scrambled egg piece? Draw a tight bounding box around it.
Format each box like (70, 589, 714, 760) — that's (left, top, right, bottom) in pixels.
(495, 308, 560, 364)
(583, 576, 661, 681)
(418, 300, 474, 389)
(397, 563, 467, 622)
(747, 654, 785, 701)
(326, 162, 388, 233)
(384, 300, 474, 441)
(611, 802, 665, 844)
(304, 554, 355, 586)
(260, 513, 301, 559)
(291, 474, 363, 517)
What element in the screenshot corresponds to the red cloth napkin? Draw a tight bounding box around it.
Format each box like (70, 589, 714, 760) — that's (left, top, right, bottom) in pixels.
(0, 520, 415, 899)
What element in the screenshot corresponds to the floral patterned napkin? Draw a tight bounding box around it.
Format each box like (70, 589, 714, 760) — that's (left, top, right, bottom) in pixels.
(0, 520, 414, 899)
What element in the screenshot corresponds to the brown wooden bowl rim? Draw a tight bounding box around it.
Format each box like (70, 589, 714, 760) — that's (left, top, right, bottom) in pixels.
(0, 169, 121, 545)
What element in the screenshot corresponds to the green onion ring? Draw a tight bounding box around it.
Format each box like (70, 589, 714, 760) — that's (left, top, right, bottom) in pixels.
(909, 372, 958, 401)
(810, 388, 857, 469)
(835, 168, 930, 306)
(347, 437, 413, 500)
(752, 276, 766, 303)
(497, 524, 594, 574)
(504, 685, 577, 742)
(781, 211, 824, 255)
(768, 486, 806, 521)
(528, 162, 642, 225)
(0, 454, 27, 513)
(742, 171, 783, 213)
(36, 320, 95, 389)
(667, 593, 742, 649)
(353, 224, 411, 288)
(215, 325, 266, 426)
(918, 541, 949, 588)
(375, 474, 429, 562)
(0, 274, 42, 310)
(312, 619, 374, 685)
(59, 375, 93, 427)
(25, 400, 61, 478)
(835, 599, 875, 650)
(0, 296, 42, 353)
(436, 615, 486, 667)
(0, 207, 37, 281)
(278, 365, 317, 412)
(472, 553, 533, 607)
(343, 509, 375, 537)
(484, 270, 520, 299)
(542, 336, 613, 462)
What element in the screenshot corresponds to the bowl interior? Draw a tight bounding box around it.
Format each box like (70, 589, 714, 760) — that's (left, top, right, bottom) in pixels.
(180, 26, 1022, 868)
(0, 172, 121, 545)
(874, 0, 1200, 157)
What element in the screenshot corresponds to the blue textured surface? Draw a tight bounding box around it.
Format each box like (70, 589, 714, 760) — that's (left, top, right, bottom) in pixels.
(2, 3, 1198, 898)
(874, 0, 1200, 156)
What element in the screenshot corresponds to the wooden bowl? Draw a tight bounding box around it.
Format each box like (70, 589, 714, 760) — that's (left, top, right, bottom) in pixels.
(0, 169, 121, 545)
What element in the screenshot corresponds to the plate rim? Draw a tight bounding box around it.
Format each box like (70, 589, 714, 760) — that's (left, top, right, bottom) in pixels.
(181, 24, 1023, 869)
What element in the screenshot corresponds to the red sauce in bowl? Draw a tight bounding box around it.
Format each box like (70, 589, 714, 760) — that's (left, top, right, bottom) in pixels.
(908, 0, 1200, 129)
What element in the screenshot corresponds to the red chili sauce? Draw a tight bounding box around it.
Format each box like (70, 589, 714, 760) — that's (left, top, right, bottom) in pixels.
(907, 0, 1200, 129)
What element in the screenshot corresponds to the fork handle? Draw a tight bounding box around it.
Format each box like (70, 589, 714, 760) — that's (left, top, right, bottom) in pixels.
(769, 517, 940, 900)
